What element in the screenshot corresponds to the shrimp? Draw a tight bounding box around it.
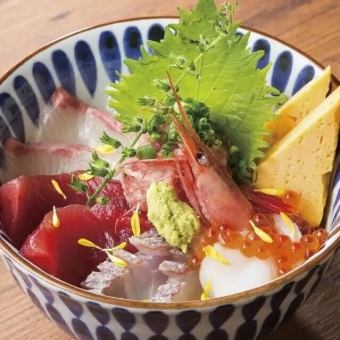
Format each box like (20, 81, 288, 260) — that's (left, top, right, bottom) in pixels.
(167, 73, 253, 231)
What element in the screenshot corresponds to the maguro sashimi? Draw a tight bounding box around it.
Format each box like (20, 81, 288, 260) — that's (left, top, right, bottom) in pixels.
(21, 205, 119, 286)
(33, 88, 129, 148)
(0, 173, 86, 248)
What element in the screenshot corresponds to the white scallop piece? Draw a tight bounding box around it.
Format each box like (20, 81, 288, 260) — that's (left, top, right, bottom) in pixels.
(273, 214, 302, 242)
(199, 243, 277, 298)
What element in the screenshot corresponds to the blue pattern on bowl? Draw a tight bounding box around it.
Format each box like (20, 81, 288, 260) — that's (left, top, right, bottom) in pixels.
(99, 31, 122, 83)
(271, 51, 293, 92)
(0, 18, 338, 340)
(75, 40, 97, 96)
(0, 250, 337, 339)
(14, 75, 40, 126)
(52, 49, 76, 96)
(292, 65, 315, 95)
(148, 24, 165, 42)
(33, 62, 56, 103)
(252, 39, 270, 69)
(0, 92, 25, 141)
(124, 26, 143, 60)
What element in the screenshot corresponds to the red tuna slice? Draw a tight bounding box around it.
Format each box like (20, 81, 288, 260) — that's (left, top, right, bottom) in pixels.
(33, 88, 129, 148)
(21, 205, 119, 286)
(87, 177, 153, 252)
(0, 173, 86, 248)
(88, 179, 130, 227)
(87, 179, 154, 252)
(1, 138, 91, 183)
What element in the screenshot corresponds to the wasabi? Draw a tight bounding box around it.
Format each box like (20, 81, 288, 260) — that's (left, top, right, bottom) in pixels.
(146, 182, 200, 252)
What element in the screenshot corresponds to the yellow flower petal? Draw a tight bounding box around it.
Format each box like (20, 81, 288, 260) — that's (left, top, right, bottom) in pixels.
(78, 238, 101, 250)
(51, 179, 67, 200)
(203, 245, 230, 265)
(105, 242, 127, 252)
(250, 220, 273, 243)
(114, 242, 127, 250)
(131, 204, 141, 236)
(254, 188, 286, 197)
(106, 252, 128, 267)
(52, 206, 60, 228)
(201, 281, 212, 301)
(280, 212, 295, 238)
(95, 145, 115, 154)
(78, 172, 94, 181)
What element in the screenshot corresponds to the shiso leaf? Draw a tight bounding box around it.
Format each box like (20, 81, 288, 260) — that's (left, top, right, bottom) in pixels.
(107, 0, 285, 181)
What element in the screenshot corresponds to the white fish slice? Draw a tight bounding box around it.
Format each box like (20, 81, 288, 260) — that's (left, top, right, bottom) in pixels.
(129, 228, 172, 256)
(151, 271, 201, 302)
(158, 260, 189, 277)
(33, 88, 129, 148)
(0, 138, 91, 183)
(113, 248, 168, 300)
(81, 261, 128, 298)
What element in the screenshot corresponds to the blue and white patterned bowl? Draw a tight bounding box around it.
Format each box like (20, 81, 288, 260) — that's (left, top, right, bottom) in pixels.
(0, 18, 339, 340)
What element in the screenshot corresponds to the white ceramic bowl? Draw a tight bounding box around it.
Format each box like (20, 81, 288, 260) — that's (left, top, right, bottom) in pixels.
(0, 18, 339, 340)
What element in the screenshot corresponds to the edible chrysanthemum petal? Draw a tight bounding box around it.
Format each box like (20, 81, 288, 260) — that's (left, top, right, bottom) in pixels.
(250, 220, 273, 243)
(203, 245, 230, 265)
(51, 179, 67, 200)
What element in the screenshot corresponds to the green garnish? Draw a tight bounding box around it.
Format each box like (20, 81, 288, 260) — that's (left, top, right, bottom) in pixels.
(69, 175, 88, 193)
(107, 0, 285, 181)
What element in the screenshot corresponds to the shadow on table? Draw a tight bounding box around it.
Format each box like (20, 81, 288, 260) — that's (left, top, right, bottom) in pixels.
(263, 316, 323, 340)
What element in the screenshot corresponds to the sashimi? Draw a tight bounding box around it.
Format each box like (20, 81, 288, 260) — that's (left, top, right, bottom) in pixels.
(88, 178, 129, 220)
(33, 88, 128, 148)
(21, 205, 120, 286)
(1, 138, 91, 183)
(0, 173, 86, 248)
(121, 158, 187, 211)
(114, 214, 153, 252)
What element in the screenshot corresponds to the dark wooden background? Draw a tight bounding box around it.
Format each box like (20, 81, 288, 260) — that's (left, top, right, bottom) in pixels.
(0, 0, 339, 339)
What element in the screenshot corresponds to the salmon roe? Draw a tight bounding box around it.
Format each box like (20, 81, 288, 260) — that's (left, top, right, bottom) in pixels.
(281, 191, 301, 212)
(189, 214, 328, 277)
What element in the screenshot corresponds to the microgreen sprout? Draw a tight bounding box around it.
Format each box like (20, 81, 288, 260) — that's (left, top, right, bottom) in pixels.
(69, 175, 88, 193)
(95, 196, 111, 205)
(78, 172, 94, 181)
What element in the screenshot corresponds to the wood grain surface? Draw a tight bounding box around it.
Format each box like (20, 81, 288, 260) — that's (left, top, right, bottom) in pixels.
(0, 0, 339, 339)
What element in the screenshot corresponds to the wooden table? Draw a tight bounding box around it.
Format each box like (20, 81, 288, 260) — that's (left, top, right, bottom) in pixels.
(0, 0, 339, 339)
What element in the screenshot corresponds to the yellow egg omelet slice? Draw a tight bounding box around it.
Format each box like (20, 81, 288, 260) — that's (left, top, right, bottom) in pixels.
(256, 85, 340, 226)
(266, 66, 331, 145)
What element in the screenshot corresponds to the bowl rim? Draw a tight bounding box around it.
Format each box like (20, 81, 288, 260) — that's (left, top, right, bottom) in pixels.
(0, 16, 339, 310)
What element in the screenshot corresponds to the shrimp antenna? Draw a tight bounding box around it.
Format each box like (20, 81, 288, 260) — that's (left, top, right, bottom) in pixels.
(166, 72, 237, 185)
(166, 72, 220, 167)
